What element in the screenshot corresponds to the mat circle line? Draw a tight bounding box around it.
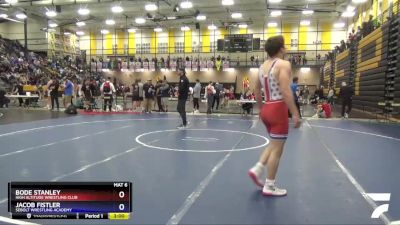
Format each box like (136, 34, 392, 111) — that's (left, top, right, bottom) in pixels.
(135, 129, 269, 153)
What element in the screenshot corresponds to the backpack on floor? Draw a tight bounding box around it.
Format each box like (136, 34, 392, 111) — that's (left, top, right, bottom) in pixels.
(65, 104, 78, 115)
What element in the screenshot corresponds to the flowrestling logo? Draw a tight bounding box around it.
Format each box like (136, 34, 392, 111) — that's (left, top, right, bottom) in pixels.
(367, 193, 400, 225)
(367, 193, 391, 219)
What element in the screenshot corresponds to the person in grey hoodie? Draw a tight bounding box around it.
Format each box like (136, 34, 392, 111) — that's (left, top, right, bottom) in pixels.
(193, 79, 201, 113)
(160, 78, 170, 112)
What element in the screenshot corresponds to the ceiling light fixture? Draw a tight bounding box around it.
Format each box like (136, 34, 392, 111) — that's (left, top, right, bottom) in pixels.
(111, 5, 124, 13)
(302, 10, 314, 15)
(352, 0, 367, 3)
(167, 16, 176, 20)
(101, 29, 109, 34)
(127, 28, 136, 33)
(76, 21, 86, 26)
(180, 1, 193, 9)
(16, 13, 27, 19)
(269, 0, 282, 3)
(0, 14, 8, 18)
(196, 15, 206, 20)
(48, 22, 58, 28)
(181, 26, 190, 31)
(64, 32, 71, 35)
(76, 31, 85, 36)
(270, 10, 282, 17)
(135, 17, 146, 24)
(342, 11, 355, 17)
(267, 22, 278, 27)
(333, 22, 345, 28)
(154, 27, 163, 32)
(78, 8, 90, 15)
(231, 12, 242, 18)
(222, 0, 234, 6)
(5, 0, 18, 4)
(208, 24, 217, 30)
(300, 20, 310, 26)
(346, 5, 356, 11)
(45, 10, 57, 17)
(105, 19, 115, 25)
(145, 3, 158, 11)
(238, 24, 248, 28)
(300, 67, 311, 73)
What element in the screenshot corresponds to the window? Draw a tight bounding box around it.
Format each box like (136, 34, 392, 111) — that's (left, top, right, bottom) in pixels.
(113, 44, 118, 54)
(137, 43, 150, 54)
(124, 44, 128, 54)
(192, 41, 202, 53)
(136, 44, 142, 54)
(158, 42, 168, 54)
(210, 41, 216, 52)
(291, 39, 298, 48)
(175, 42, 184, 53)
(142, 43, 150, 54)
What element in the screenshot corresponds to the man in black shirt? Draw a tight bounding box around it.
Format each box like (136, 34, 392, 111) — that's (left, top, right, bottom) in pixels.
(177, 68, 189, 129)
(13, 81, 25, 107)
(143, 79, 155, 113)
(339, 81, 354, 118)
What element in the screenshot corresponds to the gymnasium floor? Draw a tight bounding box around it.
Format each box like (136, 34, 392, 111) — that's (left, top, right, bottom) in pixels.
(0, 113, 400, 225)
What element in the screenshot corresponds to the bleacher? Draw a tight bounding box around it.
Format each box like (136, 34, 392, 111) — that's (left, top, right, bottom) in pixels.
(322, 61, 333, 96)
(334, 49, 351, 95)
(323, 11, 400, 119)
(353, 23, 389, 111)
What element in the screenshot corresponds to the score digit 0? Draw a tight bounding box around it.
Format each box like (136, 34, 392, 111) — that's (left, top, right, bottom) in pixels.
(119, 204, 125, 211)
(119, 191, 125, 198)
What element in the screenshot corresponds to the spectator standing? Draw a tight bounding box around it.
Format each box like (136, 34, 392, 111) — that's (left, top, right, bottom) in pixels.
(176, 68, 189, 129)
(63, 77, 74, 108)
(155, 80, 163, 112)
(143, 79, 155, 113)
(49, 77, 59, 111)
(193, 79, 201, 113)
(0, 86, 8, 108)
(339, 81, 354, 119)
(81, 79, 95, 111)
(213, 82, 222, 111)
(131, 79, 140, 111)
(13, 80, 25, 107)
(46, 78, 53, 109)
(160, 78, 170, 112)
(206, 81, 215, 114)
(316, 85, 324, 100)
(100, 77, 116, 112)
(138, 79, 144, 111)
(290, 77, 301, 118)
(303, 86, 310, 105)
(327, 88, 335, 105)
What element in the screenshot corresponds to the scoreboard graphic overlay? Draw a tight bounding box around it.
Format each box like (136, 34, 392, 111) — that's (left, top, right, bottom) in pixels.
(8, 182, 132, 220)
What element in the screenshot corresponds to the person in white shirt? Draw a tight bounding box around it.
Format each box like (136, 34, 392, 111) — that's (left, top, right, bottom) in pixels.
(100, 77, 116, 112)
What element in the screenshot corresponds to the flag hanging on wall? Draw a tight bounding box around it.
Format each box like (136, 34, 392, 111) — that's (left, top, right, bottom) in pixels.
(243, 76, 250, 89)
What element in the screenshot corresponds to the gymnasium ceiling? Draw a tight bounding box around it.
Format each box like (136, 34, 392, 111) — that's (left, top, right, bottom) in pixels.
(0, 0, 355, 31)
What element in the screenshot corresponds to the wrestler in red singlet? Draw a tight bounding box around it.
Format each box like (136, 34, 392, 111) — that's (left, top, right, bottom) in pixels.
(248, 35, 301, 196)
(259, 60, 289, 139)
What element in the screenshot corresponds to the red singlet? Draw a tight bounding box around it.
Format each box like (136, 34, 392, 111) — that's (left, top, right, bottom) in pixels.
(259, 60, 289, 140)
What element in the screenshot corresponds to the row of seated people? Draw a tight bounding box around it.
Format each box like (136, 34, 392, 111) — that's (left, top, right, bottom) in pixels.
(334, 15, 382, 55)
